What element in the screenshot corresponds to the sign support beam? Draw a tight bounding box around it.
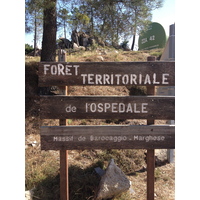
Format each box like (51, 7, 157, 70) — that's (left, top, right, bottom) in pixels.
(58, 50, 69, 200)
(146, 56, 156, 200)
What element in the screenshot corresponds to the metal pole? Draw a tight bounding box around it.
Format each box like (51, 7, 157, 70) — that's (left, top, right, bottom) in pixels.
(167, 24, 175, 163)
(157, 24, 175, 163)
(169, 24, 175, 60)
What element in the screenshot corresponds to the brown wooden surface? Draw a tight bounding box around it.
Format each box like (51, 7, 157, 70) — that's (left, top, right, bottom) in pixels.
(59, 91, 69, 200)
(38, 61, 175, 86)
(58, 51, 69, 200)
(147, 149, 155, 200)
(146, 57, 156, 200)
(40, 95, 175, 120)
(60, 150, 68, 200)
(40, 125, 175, 150)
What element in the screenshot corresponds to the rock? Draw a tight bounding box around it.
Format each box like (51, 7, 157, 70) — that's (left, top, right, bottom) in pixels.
(96, 159, 130, 200)
(32, 141, 37, 147)
(27, 49, 41, 56)
(102, 50, 108, 55)
(73, 42, 79, 49)
(26, 140, 38, 148)
(96, 56, 104, 61)
(73, 43, 86, 51)
(79, 46, 86, 51)
(25, 189, 34, 200)
(95, 167, 105, 177)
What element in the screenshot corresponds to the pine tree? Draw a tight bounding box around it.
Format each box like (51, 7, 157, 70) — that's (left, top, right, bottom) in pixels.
(126, 0, 163, 50)
(25, 0, 43, 56)
(41, 0, 57, 61)
(57, 8, 70, 39)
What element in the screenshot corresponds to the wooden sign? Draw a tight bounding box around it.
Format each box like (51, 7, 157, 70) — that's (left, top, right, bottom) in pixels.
(40, 96, 174, 120)
(39, 59, 175, 200)
(40, 125, 175, 150)
(38, 62, 175, 86)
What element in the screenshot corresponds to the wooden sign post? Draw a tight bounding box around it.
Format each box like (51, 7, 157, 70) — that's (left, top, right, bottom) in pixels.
(146, 56, 156, 200)
(39, 58, 175, 200)
(58, 49, 69, 200)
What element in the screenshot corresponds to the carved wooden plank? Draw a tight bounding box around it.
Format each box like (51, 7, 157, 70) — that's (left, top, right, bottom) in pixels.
(40, 125, 175, 150)
(38, 62, 175, 86)
(40, 96, 175, 120)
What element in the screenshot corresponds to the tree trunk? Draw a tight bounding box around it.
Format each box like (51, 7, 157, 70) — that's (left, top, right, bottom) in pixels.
(41, 0, 57, 62)
(90, 7, 94, 35)
(40, 0, 57, 95)
(33, 11, 37, 57)
(131, 8, 138, 51)
(131, 23, 137, 51)
(131, 34, 135, 51)
(64, 20, 66, 39)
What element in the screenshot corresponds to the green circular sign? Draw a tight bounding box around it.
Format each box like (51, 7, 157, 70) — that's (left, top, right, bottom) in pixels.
(138, 22, 166, 50)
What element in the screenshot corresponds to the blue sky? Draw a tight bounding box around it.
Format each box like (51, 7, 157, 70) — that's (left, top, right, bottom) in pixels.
(151, 0, 175, 36)
(25, 0, 175, 48)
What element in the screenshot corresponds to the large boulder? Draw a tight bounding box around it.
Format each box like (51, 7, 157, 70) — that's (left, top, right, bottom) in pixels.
(96, 159, 130, 200)
(79, 32, 89, 47)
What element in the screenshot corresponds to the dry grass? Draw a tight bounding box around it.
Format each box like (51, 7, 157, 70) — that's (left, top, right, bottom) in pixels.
(65, 48, 163, 62)
(25, 48, 163, 63)
(126, 163, 175, 200)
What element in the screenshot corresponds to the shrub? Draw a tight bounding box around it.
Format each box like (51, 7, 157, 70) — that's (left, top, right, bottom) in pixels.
(25, 43, 34, 55)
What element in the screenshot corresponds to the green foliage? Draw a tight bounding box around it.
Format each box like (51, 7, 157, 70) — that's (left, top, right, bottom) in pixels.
(70, 7, 90, 31)
(150, 48, 163, 58)
(25, 0, 43, 51)
(25, 43, 34, 55)
(56, 0, 163, 46)
(26, 0, 164, 48)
